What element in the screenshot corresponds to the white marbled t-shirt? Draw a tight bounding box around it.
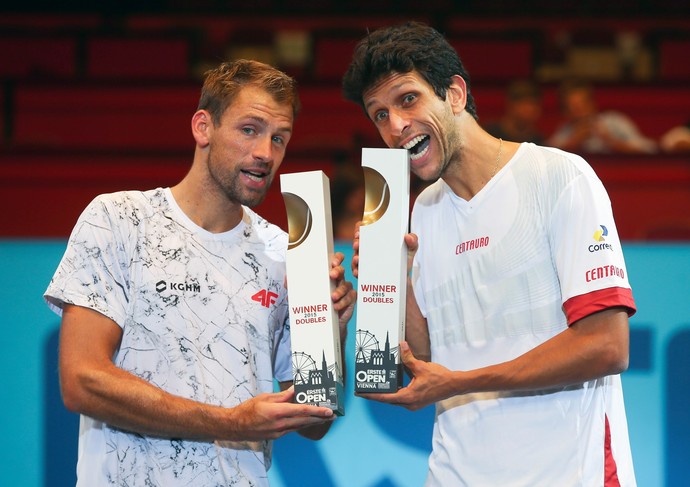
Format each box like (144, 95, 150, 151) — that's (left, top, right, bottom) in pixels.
(45, 188, 292, 487)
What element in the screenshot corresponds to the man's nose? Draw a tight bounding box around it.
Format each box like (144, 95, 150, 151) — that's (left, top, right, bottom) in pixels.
(253, 135, 273, 161)
(388, 109, 410, 137)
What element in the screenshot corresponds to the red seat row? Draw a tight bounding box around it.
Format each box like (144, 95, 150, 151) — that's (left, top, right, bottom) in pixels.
(2, 26, 689, 84)
(0, 149, 335, 237)
(8, 82, 688, 155)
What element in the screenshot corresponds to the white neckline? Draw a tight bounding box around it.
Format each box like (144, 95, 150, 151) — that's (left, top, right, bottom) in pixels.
(162, 187, 248, 241)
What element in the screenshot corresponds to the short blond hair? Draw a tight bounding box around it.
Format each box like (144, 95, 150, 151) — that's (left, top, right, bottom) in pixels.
(198, 59, 300, 125)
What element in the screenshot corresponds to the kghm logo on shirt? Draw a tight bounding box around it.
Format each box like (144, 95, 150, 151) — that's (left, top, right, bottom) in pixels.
(455, 236, 490, 255)
(155, 280, 201, 293)
(589, 224, 614, 252)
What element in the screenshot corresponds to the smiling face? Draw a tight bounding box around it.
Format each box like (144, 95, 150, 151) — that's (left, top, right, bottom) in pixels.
(363, 70, 463, 182)
(204, 84, 294, 208)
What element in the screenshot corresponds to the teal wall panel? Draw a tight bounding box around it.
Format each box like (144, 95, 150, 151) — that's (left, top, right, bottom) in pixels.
(2, 241, 688, 486)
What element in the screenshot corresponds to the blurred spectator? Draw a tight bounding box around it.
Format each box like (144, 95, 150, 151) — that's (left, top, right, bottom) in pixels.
(660, 120, 690, 153)
(484, 80, 545, 144)
(548, 78, 657, 154)
(332, 168, 365, 241)
(331, 169, 429, 241)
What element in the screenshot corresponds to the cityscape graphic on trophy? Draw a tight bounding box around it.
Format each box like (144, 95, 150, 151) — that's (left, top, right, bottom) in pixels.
(292, 350, 341, 407)
(355, 329, 401, 392)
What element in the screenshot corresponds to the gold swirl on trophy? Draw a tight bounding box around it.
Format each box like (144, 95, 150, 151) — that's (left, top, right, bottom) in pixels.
(283, 192, 313, 250)
(362, 167, 390, 226)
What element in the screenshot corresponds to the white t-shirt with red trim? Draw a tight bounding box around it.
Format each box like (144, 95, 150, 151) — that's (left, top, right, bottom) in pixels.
(411, 143, 636, 486)
(44, 188, 292, 487)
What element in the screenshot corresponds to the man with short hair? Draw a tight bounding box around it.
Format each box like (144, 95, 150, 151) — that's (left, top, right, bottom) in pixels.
(45, 59, 356, 486)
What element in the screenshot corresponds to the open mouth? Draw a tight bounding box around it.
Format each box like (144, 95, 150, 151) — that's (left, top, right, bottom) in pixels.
(403, 135, 430, 161)
(241, 169, 268, 182)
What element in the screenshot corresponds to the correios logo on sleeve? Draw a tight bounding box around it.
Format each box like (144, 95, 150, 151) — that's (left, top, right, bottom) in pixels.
(589, 225, 613, 252)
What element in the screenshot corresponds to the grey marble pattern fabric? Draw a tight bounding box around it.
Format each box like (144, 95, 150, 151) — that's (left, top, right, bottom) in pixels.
(45, 188, 291, 486)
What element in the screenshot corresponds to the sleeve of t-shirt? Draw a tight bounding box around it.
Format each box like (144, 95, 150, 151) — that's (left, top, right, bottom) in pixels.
(548, 163, 636, 324)
(272, 312, 293, 383)
(43, 194, 131, 328)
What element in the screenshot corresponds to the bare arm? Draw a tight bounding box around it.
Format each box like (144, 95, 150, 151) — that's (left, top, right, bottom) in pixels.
(361, 307, 630, 411)
(59, 304, 335, 441)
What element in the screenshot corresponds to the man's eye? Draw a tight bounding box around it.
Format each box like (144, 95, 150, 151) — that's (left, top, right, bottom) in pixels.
(272, 135, 285, 145)
(242, 127, 256, 135)
(374, 111, 388, 123)
(402, 93, 416, 104)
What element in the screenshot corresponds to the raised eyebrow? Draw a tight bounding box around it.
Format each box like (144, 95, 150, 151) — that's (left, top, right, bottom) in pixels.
(246, 115, 269, 126)
(275, 124, 293, 136)
(365, 83, 416, 113)
(364, 100, 379, 115)
(364, 100, 385, 120)
(245, 115, 292, 135)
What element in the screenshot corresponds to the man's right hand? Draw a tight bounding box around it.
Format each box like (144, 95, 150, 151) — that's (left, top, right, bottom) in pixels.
(226, 387, 335, 441)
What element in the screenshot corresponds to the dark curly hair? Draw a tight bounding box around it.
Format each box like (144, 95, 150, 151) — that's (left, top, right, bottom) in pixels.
(342, 21, 478, 121)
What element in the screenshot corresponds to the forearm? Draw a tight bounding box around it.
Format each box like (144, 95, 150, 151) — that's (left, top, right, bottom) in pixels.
(60, 304, 336, 442)
(62, 362, 233, 440)
(452, 308, 630, 395)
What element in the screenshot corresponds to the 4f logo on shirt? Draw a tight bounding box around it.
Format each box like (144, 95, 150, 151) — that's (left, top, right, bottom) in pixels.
(252, 289, 278, 308)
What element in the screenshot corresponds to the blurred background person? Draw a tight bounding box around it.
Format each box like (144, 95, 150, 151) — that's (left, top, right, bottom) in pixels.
(548, 78, 657, 154)
(331, 166, 365, 241)
(484, 79, 545, 144)
(660, 119, 690, 153)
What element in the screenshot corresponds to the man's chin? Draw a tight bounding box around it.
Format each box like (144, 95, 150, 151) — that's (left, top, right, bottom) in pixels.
(239, 195, 266, 208)
(227, 188, 267, 209)
(412, 164, 441, 183)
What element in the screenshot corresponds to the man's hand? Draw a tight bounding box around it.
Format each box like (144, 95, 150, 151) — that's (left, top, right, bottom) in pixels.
(351, 221, 362, 278)
(404, 233, 419, 276)
(227, 387, 335, 440)
(330, 251, 356, 341)
(356, 342, 457, 411)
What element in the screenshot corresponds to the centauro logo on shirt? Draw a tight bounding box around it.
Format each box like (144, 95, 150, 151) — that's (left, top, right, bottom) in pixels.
(455, 236, 490, 255)
(155, 280, 201, 293)
(585, 265, 625, 282)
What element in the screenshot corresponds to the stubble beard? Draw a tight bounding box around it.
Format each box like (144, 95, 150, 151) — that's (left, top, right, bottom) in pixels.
(208, 150, 272, 209)
(420, 135, 459, 183)
(438, 128, 463, 181)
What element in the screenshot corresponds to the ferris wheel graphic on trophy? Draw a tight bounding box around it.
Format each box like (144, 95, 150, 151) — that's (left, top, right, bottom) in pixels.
(356, 330, 379, 364)
(355, 329, 399, 367)
(291, 350, 341, 390)
(292, 351, 316, 385)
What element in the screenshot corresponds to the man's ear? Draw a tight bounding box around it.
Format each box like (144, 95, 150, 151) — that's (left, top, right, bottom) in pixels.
(447, 75, 468, 115)
(191, 110, 212, 147)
